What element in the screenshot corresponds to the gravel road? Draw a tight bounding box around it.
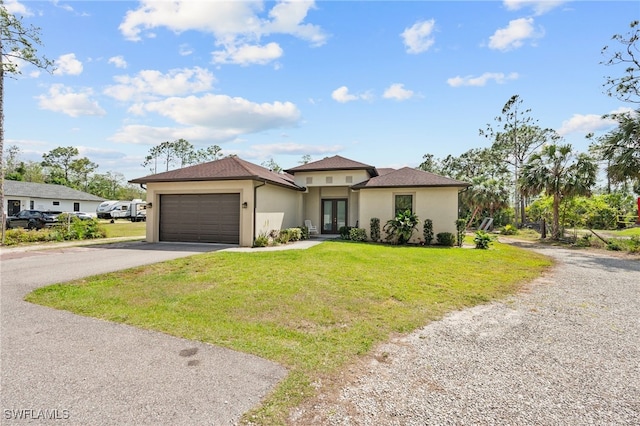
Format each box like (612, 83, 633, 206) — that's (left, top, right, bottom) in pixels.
(290, 243, 640, 425)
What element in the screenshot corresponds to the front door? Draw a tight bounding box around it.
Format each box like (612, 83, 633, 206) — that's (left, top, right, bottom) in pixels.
(322, 199, 347, 234)
(8, 200, 21, 215)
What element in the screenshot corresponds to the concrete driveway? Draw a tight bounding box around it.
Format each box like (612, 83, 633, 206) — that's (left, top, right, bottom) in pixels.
(0, 241, 287, 425)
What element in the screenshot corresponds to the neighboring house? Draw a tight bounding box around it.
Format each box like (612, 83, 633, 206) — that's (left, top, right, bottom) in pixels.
(129, 155, 470, 247)
(3, 180, 105, 217)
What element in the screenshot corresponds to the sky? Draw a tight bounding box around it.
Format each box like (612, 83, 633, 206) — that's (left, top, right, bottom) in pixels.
(4, 0, 639, 183)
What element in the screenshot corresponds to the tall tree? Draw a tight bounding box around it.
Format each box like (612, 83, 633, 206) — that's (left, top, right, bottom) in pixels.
(41, 146, 79, 184)
(601, 20, 639, 104)
(1, 3, 54, 243)
(592, 21, 640, 193)
(480, 95, 551, 226)
(195, 144, 223, 163)
(520, 143, 598, 240)
(70, 157, 98, 191)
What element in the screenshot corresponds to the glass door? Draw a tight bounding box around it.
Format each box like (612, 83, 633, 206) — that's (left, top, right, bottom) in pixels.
(322, 199, 347, 234)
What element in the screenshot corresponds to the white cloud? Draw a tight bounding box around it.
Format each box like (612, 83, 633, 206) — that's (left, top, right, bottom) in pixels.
(488, 18, 543, 51)
(104, 67, 215, 102)
(53, 53, 83, 76)
(503, 0, 566, 15)
(401, 19, 436, 54)
(37, 84, 106, 117)
(248, 143, 343, 157)
(179, 44, 193, 56)
(383, 83, 414, 101)
(108, 56, 128, 69)
(331, 86, 372, 103)
(140, 94, 300, 128)
(556, 107, 633, 136)
(212, 42, 283, 66)
(447, 72, 519, 87)
(3, 0, 32, 16)
(262, 0, 326, 46)
(119, 0, 326, 66)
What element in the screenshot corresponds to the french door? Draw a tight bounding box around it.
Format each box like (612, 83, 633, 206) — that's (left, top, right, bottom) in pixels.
(322, 199, 347, 234)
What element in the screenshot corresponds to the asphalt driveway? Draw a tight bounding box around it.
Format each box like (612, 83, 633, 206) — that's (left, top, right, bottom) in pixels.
(0, 241, 287, 425)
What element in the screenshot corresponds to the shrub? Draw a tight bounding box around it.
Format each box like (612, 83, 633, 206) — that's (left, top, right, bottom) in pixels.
(628, 235, 640, 254)
(474, 230, 493, 249)
(349, 228, 368, 242)
(300, 225, 310, 240)
(455, 219, 466, 248)
(370, 218, 380, 242)
(574, 233, 592, 248)
(276, 229, 291, 244)
(254, 232, 269, 247)
(500, 224, 518, 235)
(287, 228, 302, 242)
(423, 219, 433, 245)
(339, 226, 353, 240)
(436, 232, 456, 247)
(384, 210, 419, 245)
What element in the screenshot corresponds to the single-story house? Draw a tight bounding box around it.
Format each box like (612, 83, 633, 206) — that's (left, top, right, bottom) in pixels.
(3, 180, 105, 217)
(129, 155, 470, 246)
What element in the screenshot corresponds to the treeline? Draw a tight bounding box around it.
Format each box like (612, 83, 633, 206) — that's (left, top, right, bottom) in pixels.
(3, 146, 145, 200)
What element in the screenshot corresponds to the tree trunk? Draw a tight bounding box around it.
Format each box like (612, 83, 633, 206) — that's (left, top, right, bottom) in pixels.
(552, 194, 561, 240)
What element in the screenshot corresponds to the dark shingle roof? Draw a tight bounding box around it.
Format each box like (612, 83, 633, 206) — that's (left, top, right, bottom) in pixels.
(285, 155, 378, 176)
(3, 180, 105, 201)
(129, 156, 304, 190)
(351, 167, 470, 189)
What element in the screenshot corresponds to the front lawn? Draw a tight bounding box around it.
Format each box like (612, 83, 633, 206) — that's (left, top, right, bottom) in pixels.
(26, 240, 551, 424)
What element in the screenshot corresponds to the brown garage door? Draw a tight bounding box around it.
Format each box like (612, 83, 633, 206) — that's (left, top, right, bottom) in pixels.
(159, 194, 240, 244)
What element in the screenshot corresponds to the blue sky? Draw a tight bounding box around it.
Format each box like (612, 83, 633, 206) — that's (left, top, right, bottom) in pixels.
(4, 0, 638, 182)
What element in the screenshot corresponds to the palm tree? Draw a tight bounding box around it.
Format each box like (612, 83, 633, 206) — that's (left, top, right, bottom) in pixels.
(520, 144, 597, 240)
(594, 110, 640, 188)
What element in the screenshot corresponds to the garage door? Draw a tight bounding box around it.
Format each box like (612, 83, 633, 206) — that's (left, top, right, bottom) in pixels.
(159, 194, 240, 244)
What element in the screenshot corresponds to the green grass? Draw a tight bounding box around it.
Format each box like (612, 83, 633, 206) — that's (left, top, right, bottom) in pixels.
(610, 226, 640, 237)
(100, 220, 146, 238)
(26, 240, 551, 424)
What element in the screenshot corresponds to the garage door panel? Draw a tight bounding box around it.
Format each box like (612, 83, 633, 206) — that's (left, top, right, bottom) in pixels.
(160, 194, 240, 244)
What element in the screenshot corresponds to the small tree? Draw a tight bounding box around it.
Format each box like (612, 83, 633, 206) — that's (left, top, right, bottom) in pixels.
(422, 218, 433, 245)
(456, 218, 466, 247)
(370, 217, 380, 242)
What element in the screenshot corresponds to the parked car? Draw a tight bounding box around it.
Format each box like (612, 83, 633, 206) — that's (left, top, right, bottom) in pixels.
(5, 210, 62, 230)
(68, 212, 93, 220)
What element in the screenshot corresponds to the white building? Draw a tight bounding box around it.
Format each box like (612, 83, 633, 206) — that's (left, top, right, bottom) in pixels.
(3, 180, 105, 216)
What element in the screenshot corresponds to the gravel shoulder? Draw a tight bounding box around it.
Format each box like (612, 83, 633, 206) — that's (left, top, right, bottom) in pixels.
(290, 243, 640, 425)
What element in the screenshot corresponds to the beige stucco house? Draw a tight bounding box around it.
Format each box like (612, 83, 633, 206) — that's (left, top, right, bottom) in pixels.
(129, 155, 469, 247)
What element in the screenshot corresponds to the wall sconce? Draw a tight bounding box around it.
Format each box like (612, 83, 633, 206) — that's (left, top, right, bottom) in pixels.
(147, 202, 152, 208)
(242, 202, 248, 208)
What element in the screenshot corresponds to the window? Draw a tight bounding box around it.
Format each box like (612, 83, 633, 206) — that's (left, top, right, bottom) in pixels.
(30, 201, 34, 209)
(306, 177, 313, 184)
(73, 202, 80, 212)
(394, 194, 413, 216)
(326, 176, 333, 184)
(346, 176, 353, 183)
(53, 201, 60, 206)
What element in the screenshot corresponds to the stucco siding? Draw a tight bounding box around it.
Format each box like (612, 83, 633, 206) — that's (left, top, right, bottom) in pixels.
(255, 184, 303, 236)
(358, 187, 460, 243)
(291, 170, 370, 187)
